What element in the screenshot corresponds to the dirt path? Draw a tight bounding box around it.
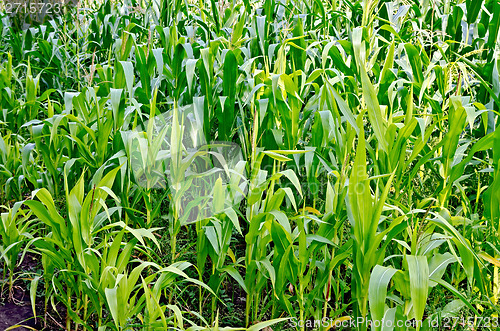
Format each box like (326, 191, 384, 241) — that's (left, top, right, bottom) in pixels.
(0, 301, 37, 331)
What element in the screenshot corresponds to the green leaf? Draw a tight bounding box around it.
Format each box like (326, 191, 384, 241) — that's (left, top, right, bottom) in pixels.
(430, 277, 480, 316)
(407, 255, 429, 326)
(369, 265, 398, 331)
(466, 0, 483, 24)
(352, 27, 388, 152)
(404, 44, 424, 85)
(213, 177, 225, 214)
(247, 318, 290, 331)
(105, 287, 120, 329)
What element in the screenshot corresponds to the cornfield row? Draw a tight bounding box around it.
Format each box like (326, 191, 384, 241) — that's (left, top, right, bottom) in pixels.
(0, 0, 499, 330)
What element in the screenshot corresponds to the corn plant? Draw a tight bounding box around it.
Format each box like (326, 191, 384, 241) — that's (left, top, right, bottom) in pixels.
(0, 202, 35, 299)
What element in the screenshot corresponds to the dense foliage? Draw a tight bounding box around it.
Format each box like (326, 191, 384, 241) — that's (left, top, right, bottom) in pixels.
(0, 0, 499, 329)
